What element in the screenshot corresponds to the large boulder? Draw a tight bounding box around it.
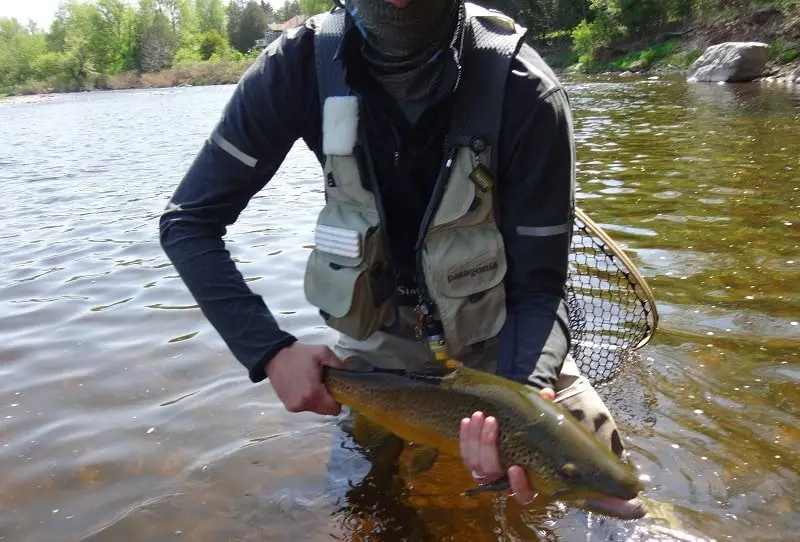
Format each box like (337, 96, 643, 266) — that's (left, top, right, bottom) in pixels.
(687, 42, 770, 83)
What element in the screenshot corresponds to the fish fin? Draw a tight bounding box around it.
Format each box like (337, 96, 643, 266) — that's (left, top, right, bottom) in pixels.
(341, 355, 375, 372)
(350, 411, 393, 448)
(406, 446, 439, 477)
(403, 362, 463, 383)
(463, 475, 511, 497)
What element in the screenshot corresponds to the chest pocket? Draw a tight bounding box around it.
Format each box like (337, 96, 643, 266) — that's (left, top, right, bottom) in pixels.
(421, 147, 508, 356)
(303, 155, 396, 340)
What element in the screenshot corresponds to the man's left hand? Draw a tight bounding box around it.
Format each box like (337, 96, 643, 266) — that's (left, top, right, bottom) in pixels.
(459, 387, 556, 505)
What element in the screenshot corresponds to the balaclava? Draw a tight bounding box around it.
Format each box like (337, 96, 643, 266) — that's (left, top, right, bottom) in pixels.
(344, 0, 462, 102)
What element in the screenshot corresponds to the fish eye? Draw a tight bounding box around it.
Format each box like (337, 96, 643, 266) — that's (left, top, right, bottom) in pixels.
(558, 463, 581, 481)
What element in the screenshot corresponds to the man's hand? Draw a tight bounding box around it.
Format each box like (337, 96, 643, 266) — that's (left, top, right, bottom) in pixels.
(266, 342, 348, 416)
(459, 387, 556, 505)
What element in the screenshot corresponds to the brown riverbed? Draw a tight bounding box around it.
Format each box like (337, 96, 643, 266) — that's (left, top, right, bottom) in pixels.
(0, 77, 798, 541)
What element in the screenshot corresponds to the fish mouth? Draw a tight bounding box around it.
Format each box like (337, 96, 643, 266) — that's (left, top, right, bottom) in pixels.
(551, 487, 645, 520)
(578, 495, 646, 520)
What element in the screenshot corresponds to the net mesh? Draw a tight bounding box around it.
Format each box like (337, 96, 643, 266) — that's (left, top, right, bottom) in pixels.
(565, 208, 658, 387)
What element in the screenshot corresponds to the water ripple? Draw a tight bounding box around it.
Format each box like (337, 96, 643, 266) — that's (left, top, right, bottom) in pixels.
(0, 80, 798, 541)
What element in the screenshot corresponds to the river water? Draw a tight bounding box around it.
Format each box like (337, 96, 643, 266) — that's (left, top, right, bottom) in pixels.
(0, 78, 797, 542)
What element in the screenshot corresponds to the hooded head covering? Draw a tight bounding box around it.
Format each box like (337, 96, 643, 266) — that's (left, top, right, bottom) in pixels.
(344, 0, 462, 102)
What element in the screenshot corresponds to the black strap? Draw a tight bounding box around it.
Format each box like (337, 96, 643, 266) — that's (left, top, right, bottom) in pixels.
(313, 8, 350, 105)
(448, 6, 526, 177)
(314, 3, 525, 176)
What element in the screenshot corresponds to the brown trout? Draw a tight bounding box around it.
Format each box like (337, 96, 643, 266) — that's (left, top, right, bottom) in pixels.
(323, 361, 645, 519)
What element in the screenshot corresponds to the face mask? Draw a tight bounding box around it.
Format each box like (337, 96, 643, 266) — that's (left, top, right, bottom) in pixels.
(345, 0, 456, 59)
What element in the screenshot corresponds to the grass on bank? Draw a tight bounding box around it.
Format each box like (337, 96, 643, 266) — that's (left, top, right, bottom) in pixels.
(577, 41, 703, 73)
(9, 59, 255, 96)
(544, 40, 703, 74)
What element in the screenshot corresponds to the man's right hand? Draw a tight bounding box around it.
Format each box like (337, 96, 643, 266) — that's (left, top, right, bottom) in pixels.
(266, 342, 348, 416)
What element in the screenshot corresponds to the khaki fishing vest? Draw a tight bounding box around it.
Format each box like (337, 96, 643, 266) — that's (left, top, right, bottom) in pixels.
(303, 3, 526, 359)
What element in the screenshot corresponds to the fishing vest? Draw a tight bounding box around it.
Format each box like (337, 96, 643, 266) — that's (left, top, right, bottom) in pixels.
(303, 2, 527, 359)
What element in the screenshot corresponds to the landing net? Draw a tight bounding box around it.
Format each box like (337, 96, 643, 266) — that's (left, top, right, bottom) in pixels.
(565, 207, 659, 386)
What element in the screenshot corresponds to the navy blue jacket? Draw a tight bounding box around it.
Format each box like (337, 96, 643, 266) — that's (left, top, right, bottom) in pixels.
(159, 15, 575, 391)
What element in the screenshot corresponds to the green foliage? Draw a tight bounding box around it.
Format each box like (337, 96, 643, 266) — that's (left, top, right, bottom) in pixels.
(578, 40, 687, 72)
(590, 0, 669, 37)
(0, 18, 47, 91)
(571, 15, 626, 59)
(200, 29, 228, 59)
(639, 39, 678, 65)
(139, 8, 179, 71)
(299, 0, 332, 15)
(2, 0, 796, 95)
(770, 39, 800, 63)
(663, 48, 702, 67)
(227, 0, 272, 53)
(543, 48, 580, 68)
(275, 1, 301, 22)
(196, 0, 226, 34)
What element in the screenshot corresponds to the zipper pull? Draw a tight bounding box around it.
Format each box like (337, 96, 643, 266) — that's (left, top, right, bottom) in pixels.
(394, 151, 400, 167)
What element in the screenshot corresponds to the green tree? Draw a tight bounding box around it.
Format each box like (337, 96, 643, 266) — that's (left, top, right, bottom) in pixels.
(197, 0, 227, 34)
(0, 17, 47, 90)
(275, 0, 300, 22)
(200, 28, 229, 59)
(229, 1, 270, 53)
(138, 0, 179, 71)
(95, 0, 139, 72)
(45, 1, 103, 87)
(299, 0, 331, 14)
(226, 0, 243, 49)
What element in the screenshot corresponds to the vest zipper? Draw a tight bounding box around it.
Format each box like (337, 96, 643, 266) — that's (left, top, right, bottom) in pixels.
(394, 151, 400, 167)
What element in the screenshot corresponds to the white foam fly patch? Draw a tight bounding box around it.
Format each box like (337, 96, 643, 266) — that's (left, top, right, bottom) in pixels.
(322, 96, 359, 156)
(315, 224, 361, 259)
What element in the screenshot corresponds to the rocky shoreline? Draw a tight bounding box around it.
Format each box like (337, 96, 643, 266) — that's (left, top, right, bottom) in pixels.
(553, 6, 800, 86)
(598, 49, 799, 85)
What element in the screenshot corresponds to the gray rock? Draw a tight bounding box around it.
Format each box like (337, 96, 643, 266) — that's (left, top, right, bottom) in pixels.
(628, 59, 647, 73)
(687, 42, 770, 83)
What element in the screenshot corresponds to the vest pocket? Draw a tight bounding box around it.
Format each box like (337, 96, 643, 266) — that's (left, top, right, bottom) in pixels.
(422, 226, 508, 356)
(304, 205, 396, 341)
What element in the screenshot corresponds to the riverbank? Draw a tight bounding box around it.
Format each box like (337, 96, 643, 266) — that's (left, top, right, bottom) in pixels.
(542, 6, 800, 82)
(2, 59, 253, 98)
(3, 8, 799, 100)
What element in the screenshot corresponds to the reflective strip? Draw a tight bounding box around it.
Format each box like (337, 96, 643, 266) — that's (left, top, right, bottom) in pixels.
(516, 223, 570, 237)
(210, 132, 257, 168)
(315, 225, 362, 259)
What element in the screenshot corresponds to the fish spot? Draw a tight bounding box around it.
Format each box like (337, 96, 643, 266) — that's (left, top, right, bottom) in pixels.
(593, 413, 609, 432)
(610, 429, 624, 457)
(568, 409, 585, 421)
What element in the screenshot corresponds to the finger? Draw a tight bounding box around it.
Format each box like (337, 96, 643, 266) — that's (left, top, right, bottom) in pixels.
(508, 465, 535, 505)
(539, 388, 556, 401)
(466, 411, 485, 472)
(477, 416, 503, 479)
(459, 417, 471, 466)
(310, 385, 342, 416)
(317, 346, 347, 368)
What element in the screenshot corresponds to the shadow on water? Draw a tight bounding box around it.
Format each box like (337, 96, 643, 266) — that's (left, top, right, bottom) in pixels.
(0, 78, 798, 541)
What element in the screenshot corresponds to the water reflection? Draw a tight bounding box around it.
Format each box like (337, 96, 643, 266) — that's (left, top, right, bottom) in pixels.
(0, 78, 798, 541)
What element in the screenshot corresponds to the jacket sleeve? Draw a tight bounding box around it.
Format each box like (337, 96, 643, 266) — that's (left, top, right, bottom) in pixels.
(158, 28, 318, 383)
(495, 86, 575, 391)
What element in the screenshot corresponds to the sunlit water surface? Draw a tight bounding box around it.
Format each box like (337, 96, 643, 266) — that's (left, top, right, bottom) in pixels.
(0, 78, 798, 542)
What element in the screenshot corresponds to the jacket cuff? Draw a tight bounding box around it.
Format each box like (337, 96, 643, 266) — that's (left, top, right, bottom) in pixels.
(248, 333, 299, 383)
